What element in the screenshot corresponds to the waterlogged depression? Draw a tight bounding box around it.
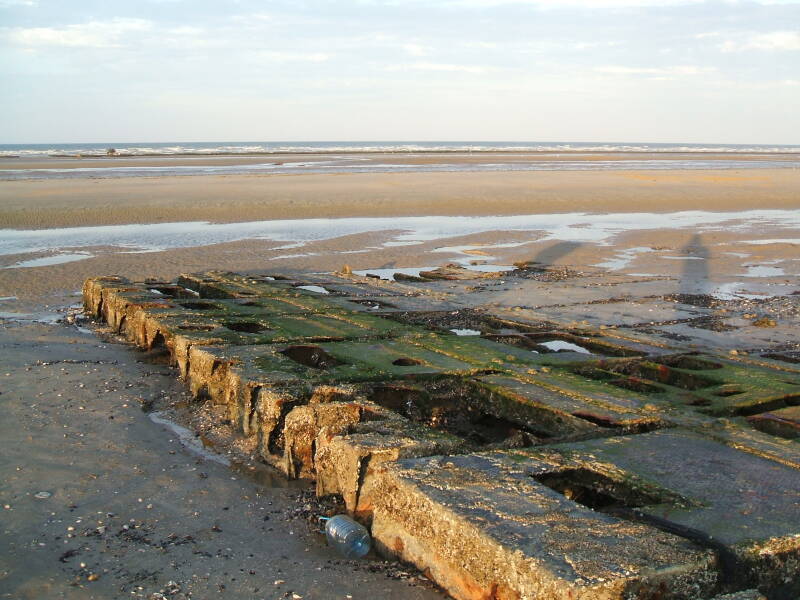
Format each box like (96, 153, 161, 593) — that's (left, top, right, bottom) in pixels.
(3, 210, 800, 261)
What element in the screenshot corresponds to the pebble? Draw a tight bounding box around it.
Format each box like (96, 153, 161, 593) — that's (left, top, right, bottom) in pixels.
(34, 491, 52, 499)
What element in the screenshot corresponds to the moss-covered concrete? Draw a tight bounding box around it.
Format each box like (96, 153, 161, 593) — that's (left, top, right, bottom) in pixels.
(82, 271, 800, 600)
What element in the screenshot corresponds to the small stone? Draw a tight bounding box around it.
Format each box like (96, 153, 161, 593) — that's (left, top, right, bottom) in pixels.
(34, 491, 52, 499)
(274, 580, 285, 585)
(87, 573, 100, 581)
(752, 316, 777, 328)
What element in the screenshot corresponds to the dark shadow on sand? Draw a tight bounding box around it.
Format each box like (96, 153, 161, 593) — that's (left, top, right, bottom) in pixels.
(680, 234, 711, 295)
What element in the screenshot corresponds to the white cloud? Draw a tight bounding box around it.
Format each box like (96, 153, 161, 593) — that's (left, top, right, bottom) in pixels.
(403, 43, 428, 56)
(167, 26, 205, 36)
(3, 18, 152, 48)
(255, 51, 330, 62)
(387, 62, 487, 73)
(438, 0, 706, 7)
(229, 13, 272, 25)
(438, 0, 797, 4)
(0, 0, 38, 6)
(720, 31, 800, 52)
(596, 65, 711, 76)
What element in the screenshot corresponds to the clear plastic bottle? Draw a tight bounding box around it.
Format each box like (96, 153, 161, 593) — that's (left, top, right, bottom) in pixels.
(323, 515, 372, 558)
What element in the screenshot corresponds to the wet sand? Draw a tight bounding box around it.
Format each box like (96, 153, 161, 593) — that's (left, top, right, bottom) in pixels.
(0, 320, 445, 599)
(1, 225, 799, 307)
(2, 168, 799, 229)
(3, 150, 798, 171)
(1, 162, 799, 599)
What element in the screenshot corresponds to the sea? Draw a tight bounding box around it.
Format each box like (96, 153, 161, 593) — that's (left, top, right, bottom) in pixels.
(1, 141, 799, 180)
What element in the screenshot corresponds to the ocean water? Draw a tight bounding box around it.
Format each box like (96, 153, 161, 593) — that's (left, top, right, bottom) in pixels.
(2, 141, 798, 180)
(2, 140, 800, 157)
(3, 157, 800, 181)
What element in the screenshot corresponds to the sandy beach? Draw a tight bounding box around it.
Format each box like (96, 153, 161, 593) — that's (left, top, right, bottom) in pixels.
(2, 157, 799, 599)
(2, 168, 800, 230)
(1, 162, 799, 305)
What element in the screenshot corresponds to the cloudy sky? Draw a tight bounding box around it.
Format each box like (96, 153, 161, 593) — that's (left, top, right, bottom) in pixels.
(1, 0, 798, 144)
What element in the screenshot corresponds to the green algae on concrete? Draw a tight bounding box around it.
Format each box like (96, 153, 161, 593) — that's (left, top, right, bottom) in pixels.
(536, 429, 800, 594)
(81, 271, 800, 600)
(473, 374, 668, 436)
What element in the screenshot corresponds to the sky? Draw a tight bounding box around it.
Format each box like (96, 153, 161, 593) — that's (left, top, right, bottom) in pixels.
(1, 0, 798, 144)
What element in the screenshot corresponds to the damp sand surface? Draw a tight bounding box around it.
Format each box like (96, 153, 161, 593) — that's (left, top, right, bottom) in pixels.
(1, 209, 799, 304)
(2, 167, 800, 229)
(0, 320, 445, 600)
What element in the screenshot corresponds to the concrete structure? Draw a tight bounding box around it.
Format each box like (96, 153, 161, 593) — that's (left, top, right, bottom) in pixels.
(83, 268, 800, 599)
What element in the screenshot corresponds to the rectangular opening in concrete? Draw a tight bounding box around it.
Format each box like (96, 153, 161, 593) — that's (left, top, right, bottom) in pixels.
(180, 301, 220, 311)
(653, 355, 724, 371)
(222, 321, 271, 333)
(525, 332, 644, 357)
(147, 285, 196, 298)
(366, 384, 539, 448)
(570, 365, 666, 394)
(382, 310, 553, 336)
(570, 412, 626, 429)
(733, 394, 800, 417)
(747, 405, 800, 439)
(280, 345, 344, 369)
(347, 299, 397, 311)
(605, 359, 722, 391)
(760, 352, 800, 365)
(609, 376, 667, 394)
(532, 468, 669, 512)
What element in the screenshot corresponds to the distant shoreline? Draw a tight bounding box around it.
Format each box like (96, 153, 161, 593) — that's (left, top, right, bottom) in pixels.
(1, 149, 799, 160)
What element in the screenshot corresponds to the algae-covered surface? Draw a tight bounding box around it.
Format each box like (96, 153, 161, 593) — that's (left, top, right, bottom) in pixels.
(73, 269, 800, 599)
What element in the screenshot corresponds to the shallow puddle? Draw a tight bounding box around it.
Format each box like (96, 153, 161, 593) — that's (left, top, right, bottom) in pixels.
(539, 340, 593, 354)
(352, 267, 436, 280)
(297, 285, 330, 294)
(5, 252, 93, 269)
(3, 210, 799, 262)
(148, 411, 231, 466)
(743, 265, 786, 277)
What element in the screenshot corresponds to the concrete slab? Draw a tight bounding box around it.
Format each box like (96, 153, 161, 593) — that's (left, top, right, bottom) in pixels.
(82, 270, 800, 600)
(362, 451, 718, 600)
(541, 429, 800, 593)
